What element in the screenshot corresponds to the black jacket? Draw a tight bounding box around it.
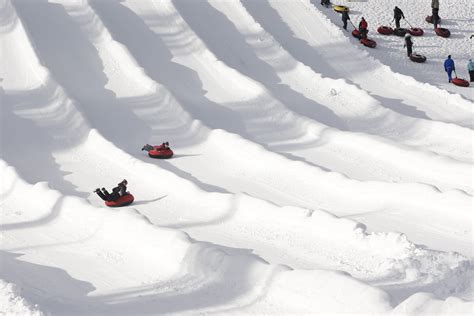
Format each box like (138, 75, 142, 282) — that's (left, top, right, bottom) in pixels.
(404, 37, 413, 48)
(342, 11, 350, 21)
(394, 7, 405, 20)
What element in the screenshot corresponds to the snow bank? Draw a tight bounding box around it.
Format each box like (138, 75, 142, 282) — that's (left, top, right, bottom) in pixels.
(1, 161, 395, 314)
(393, 292, 474, 315)
(0, 280, 44, 316)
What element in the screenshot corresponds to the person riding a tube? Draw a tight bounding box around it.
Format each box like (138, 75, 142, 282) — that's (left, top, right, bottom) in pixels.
(358, 17, 368, 39)
(142, 142, 170, 152)
(94, 179, 128, 202)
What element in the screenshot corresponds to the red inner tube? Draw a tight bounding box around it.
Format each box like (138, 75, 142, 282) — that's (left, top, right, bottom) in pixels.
(409, 54, 426, 63)
(149, 148, 174, 159)
(377, 26, 393, 35)
(352, 29, 361, 38)
(408, 28, 424, 36)
(435, 27, 450, 38)
(451, 78, 470, 87)
(105, 194, 134, 207)
(360, 38, 376, 48)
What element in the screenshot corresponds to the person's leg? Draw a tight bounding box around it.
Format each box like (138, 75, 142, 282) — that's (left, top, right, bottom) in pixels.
(407, 46, 412, 57)
(395, 19, 400, 29)
(101, 188, 112, 201)
(343, 20, 347, 30)
(95, 189, 108, 201)
(447, 70, 452, 82)
(470, 70, 474, 82)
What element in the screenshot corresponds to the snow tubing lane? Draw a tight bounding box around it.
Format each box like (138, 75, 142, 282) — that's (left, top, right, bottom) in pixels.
(393, 28, 408, 37)
(409, 53, 426, 63)
(425, 15, 441, 24)
(408, 27, 424, 36)
(452, 78, 470, 87)
(148, 149, 174, 159)
(105, 194, 134, 207)
(435, 27, 450, 38)
(360, 38, 376, 48)
(377, 26, 393, 35)
(333, 5, 349, 13)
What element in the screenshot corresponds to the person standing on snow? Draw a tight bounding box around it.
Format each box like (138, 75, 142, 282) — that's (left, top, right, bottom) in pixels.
(403, 34, 413, 57)
(468, 59, 474, 82)
(358, 17, 368, 39)
(393, 6, 405, 29)
(341, 10, 350, 31)
(431, 0, 440, 29)
(444, 55, 455, 82)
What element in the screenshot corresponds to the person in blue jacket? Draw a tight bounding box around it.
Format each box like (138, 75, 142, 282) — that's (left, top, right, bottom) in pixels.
(444, 55, 455, 82)
(468, 59, 474, 82)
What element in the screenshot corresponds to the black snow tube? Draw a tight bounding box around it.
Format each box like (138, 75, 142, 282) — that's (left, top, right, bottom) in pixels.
(393, 28, 408, 37)
(435, 27, 450, 38)
(377, 26, 393, 35)
(408, 28, 424, 36)
(360, 38, 376, 48)
(451, 78, 470, 87)
(409, 53, 426, 63)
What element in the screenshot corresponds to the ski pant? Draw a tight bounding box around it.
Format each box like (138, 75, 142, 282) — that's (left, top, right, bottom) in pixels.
(343, 19, 348, 30)
(407, 46, 412, 57)
(96, 188, 119, 201)
(446, 68, 453, 82)
(470, 70, 474, 82)
(432, 8, 439, 28)
(395, 18, 401, 29)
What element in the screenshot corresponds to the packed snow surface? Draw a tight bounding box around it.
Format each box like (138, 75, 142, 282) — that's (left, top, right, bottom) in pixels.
(1, 0, 473, 315)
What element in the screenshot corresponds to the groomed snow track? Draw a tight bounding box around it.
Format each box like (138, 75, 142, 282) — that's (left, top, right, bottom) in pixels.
(1, 0, 473, 314)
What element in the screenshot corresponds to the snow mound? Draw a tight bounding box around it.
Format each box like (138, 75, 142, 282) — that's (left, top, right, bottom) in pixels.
(0, 280, 44, 316)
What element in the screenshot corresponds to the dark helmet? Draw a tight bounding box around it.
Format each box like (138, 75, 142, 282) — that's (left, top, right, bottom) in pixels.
(121, 179, 128, 185)
(448, 55, 451, 59)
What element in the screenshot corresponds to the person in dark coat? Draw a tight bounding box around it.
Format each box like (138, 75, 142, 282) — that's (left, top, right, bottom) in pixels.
(358, 17, 368, 39)
(320, 0, 330, 7)
(95, 179, 128, 202)
(432, 0, 440, 29)
(444, 55, 455, 82)
(393, 6, 405, 29)
(341, 10, 350, 30)
(403, 34, 413, 57)
(467, 59, 474, 82)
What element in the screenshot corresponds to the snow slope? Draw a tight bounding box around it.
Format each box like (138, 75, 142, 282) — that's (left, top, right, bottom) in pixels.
(1, 0, 473, 314)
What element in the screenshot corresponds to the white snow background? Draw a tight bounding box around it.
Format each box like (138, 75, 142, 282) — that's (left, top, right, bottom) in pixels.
(1, 0, 473, 314)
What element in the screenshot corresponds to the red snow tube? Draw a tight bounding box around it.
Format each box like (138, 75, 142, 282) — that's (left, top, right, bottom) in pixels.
(408, 28, 424, 36)
(360, 38, 376, 48)
(377, 26, 393, 35)
(148, 148, 174, 159)
(425, 15, 441, 24)
(105, 194, 134, 207)
(352, 29, 361, 39)
(409, 53, 426, 63)
(393, 28, 408, 37)
(451, 78, 470, 87)
(435, 27, 450, 38)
